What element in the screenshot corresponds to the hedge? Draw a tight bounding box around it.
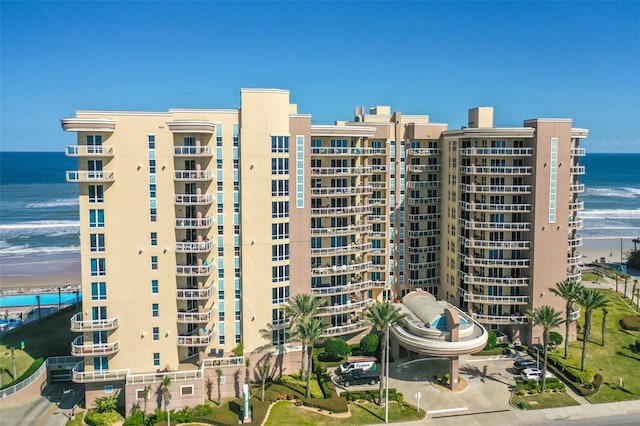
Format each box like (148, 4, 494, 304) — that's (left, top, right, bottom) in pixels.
(278, 374, 323, 398)
(621, 315, 640, 331)
(0, 357, 45, 390)
(85, 410, 122, 426)
(344, 388, 403, 404)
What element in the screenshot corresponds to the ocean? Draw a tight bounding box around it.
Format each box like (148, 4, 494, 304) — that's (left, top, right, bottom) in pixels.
(0, 152, 638, 279)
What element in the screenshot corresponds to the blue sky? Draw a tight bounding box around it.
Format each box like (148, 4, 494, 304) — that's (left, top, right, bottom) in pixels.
(1, 1, 639, 152)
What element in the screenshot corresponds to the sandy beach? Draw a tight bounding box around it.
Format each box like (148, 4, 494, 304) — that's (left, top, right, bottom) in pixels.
(0, 253, 81, 291)
(579, 237, 638, 267)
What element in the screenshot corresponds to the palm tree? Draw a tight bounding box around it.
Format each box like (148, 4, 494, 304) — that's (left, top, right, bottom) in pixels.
(601, 308, 608, 346)
(292, 316, 327, 398)
(93, 395, 118, 413)
(577, 288, 609, 371)
(161, 375, 172, 424)
(245, 358, 251, 387)
(363, 301, 407, 405)
(10, 347, 17, 381)
(259, 360, 271, 402)
(527, 306, 563, 392)
(142, 385, 151, 422)
(285, 294, 326, 377)
(215, 369, 223, 405)
(632, 280, 638, 305)
(624, 277, 629, 299)
(549, 279, 584, 359)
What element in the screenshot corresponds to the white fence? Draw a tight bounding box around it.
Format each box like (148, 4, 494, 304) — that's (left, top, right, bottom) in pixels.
(0, 359, 47, 399)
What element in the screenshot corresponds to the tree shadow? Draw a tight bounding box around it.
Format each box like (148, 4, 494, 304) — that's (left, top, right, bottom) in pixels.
(354, 401, 384, 422)
(459, 364, 513, 386)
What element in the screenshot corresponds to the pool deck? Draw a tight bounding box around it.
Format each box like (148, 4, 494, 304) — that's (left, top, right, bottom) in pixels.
(0, 285, 81, 296)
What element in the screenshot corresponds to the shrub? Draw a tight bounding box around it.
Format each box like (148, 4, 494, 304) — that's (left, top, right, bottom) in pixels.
(345, 389, 400, 403)
(485, 330, 497, 350)
(621, 315, 640, 331)
(193, 403, 214, 416)
(279, 374, 323, 398)
(549, 331, 563, 346)
(323, 338, 351, 361)
(85, 410, 121, 426)
(122, 409, 143, 426)
(360, 334, 380, 356)
(592, 373, 603, 390)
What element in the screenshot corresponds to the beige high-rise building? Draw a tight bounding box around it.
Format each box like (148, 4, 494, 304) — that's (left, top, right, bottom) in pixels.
(62, 89, 587, 411)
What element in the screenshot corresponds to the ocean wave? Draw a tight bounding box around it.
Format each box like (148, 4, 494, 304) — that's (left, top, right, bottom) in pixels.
(0, 245, 81, 257)
(0, 220, 80, 240)
(25, 198, 79, 208)
(0, 220, 80, 230)
(580, 209, 640, 219)
(585, 187, 640, 199)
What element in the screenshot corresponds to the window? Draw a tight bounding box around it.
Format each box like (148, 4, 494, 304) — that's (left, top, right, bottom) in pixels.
(271, 135, 289, 153)
(272, 307, 287, 325)
(91, 282, 106, 300)
(272, 265, 290, 283)
(271, 244, 289, 261)
(153, 352, 160, 367)
(149, 160, 156, 174)
(152, 303, 159, 317)
(149, 184, 156, 198)
(89, 209, 104, 227)
(136, 389, 147, 400)
(151, 279, 159, 294)
(271, 179, 289, 197)
(271, 158, 289, 175)
(90, 258, 106, 276)
(272, 286, 289, 304)
(151, 256, 158, 270)
(148, 135, 155, 149)
(152, 327, 159, 341)
(180, 385, 194, 396)
(272, 222, 289, 240)
(90, 234, 105, 252)
(88, 185, 104, 203)
(272, 329, 286, 346)
(150, 208, 157, 222)
(296, 135, 305, 208)
(150, 232, 157, 246)
(271, 201, 289, 218)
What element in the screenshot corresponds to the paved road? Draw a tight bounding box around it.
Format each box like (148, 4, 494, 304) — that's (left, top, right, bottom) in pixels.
(0, 382, 83, 426)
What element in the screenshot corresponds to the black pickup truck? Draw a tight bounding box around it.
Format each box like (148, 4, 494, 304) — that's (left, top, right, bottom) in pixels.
(336, 368, 380, 387)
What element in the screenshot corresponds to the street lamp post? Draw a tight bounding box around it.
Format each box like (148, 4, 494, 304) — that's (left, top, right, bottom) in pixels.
(385, 322, 390, 424)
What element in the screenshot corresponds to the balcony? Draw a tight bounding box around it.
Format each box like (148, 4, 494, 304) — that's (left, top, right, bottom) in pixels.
(463, 274, 530, 286)
(408, 245, 440, 254)
(321, 321, 369, 337)
(311, 147, 383, 156)
(70, 312, 118, 332)
(174, 170, 213, 181)
(459, 201, 532, 212)
(408, 261, 440, 270)
(71, 336, 119, 356)
(571, 148, 586, 156)
(407, 276, 440, 286)
(459, 219, 531, 231)
(173, 146, 214, 157)
(406, 148, 442, 156)
(66, 145, 114, 157)
(176, 240, 215, 253)
(464, 257, 531, 267)
(570, 184, 585, 193)
(568, 217, 584, 229)
(311, 205, 373, 216)
(311, 242, 372, 256)
(311, 280, 385, 295)
(570, 166, 586, 175)
(371, 182, 387, 189)
(72, 361, 129, 383)
(167, 120, 216, 134)
(66, 171, 115, 183)
(566, 271, 582, 282)
(569, 306, 581, 321)
(471, 313, 528, 325)
(177, 328, 216, 346)
(569, 201, 585, 211)
(460, 238, 531, 250)
(463, 293, 530, 304)
(175, 216, 214, 229)
(310, 186, 373, 196)
(459, 166, 533, 175)
(569, 236, 583, 247)
(177, 306, 216, 323)
(317, 299, 374, 316)
(175, 193, 214, 205)
(176, 285, 215, 300)
(459, 184, 533, 194)
(311, 223, 371, 236)
(407, 213, 441, 221)
(406, 181, 441, 189)
(459, 147, 534, 156)
(312, 261, 371, 277)
(310, 166, 372, 176)
(176, 264, 213, 276)
(567, 253, 583, 266)
(406, 164, 441, 173)
(407, 197, 441, 205)
(369, 215, 387, 222)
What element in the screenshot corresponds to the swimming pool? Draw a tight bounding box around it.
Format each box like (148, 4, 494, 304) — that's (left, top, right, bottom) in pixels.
(0, 292, 82, 308)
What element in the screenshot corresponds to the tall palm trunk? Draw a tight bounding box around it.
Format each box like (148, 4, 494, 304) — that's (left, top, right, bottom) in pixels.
(601, 309, 608, 346)
(563, 301, 571, 359)
(11, 348, 16, 380)
(300, 344, 306, 378)
(306, 346, 313, 398)
(541, 330, 549, 392)
(378, 331, 386, 405)
(581, 311, 592, 371)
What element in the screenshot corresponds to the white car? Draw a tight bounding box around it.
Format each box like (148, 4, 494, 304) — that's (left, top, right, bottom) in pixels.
(520, 368, 554, 380)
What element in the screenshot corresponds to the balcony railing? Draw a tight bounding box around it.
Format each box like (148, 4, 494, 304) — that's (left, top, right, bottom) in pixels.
(406, 164, 442, 173)
(369, 215, 387, 222)
(569, 201, 585, 211)
(569, 306, 581, 321)
(463, 274, 530, 286)
(459, 166, 533, 175)
(568, 217, 584, 229)
(72, 361, 129, 383)
(174, 170, 213, 181)
(176, 285, 215, 300)
(310, 186, 373, 196)
(571, 148, 586, 156)
(461, 238, 531, 250)
(408, 261, 440, 270)
(459, 219, 531, 231)
(310, 167, 372, 176)
(127, 369, 202, 385)
(174, 193, 214, 205)
(176, 264, 213, 276)
(408, 245, 440, 254)
(471, 313, 528, 325)
(321, 322, 369, 337)
(407, 197, 441, 205)
(459, 147, 534, 156)
(407, 229, 440, 237)
(459, 201, 532, 212)
(311, 223, 372, 236)
(406, 148, 442, 156)
(463, 293, 530, 304)
(173, 146, 214, 157)
(177, 306, 216, 323)
(311, 205, 373, 216)
(464, 257, 531, 267)
(201, 356, 245, 369)
(311, 242, 372, 256)
(310, 147, 386, 156)
(312, 280, 385, 295)
(317, 299, 374, 316)
(570, 166, 586, 175)
(175, 216, 214, 229)
(570, 184, 585, 193)
(567, 253, 583, 266)
(71, 336, 119, 356)
(66, 171, 115, 183)
(66, 145, 114, 157)
(407, 276, 440, 286)
(312, 262, 371, 277)
(70, 312, 119, 332)
(406, 181, 441, 189)
(459, 184, 533, 193)
(370, 182, 387, 189)
(176, 240, 215, 252)
(177, 328, 216, 346)
(407, 213, 441, 221)
(568, 237, 583, 247)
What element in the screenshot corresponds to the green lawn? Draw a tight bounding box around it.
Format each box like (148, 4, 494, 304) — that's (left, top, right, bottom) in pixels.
(0, 344, 34, 387)
(559, 290, 640, 403)
(264, 400, 425, 426)
(512, 392, 580, 410)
